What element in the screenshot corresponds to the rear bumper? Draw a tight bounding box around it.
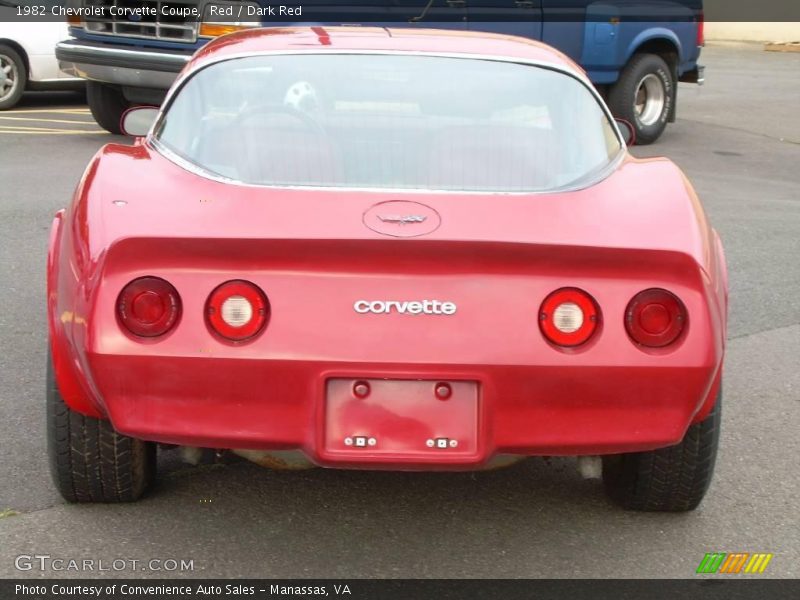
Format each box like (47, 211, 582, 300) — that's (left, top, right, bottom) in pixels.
(56, 39, 189, 89)
(88, 353, 720, 469)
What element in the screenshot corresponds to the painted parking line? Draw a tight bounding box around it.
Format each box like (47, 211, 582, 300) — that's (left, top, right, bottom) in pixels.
(0, 105, 106, 134)
(38, 109, 93, 116)
(0, 116, 101, 126)
(0, 126, 108, 135)
(2, 108, 91, 115)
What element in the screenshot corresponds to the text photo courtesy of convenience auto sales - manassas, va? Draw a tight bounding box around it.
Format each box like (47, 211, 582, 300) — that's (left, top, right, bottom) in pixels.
(0, 0, 798, 599)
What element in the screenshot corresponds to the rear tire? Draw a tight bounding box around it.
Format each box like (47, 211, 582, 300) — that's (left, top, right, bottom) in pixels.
(602, 390, 720, 511)
(86, 81, 130, 134)
(47, 351, 156, 502)
(608, 53, 673, 145)
(0, 44, 27, 110)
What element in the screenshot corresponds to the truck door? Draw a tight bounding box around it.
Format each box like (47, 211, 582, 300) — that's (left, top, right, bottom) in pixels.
(392, 1, 469, 30)
(466, 0, 543, 41)
(540, 1, 591, 63)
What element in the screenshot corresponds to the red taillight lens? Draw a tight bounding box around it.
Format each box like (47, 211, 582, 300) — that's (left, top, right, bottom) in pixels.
(539, 288, 600, 347)
(697, 11, 705, 46)
(625, 289, 687, 348)
(117, 277, 181, 337)
(206, 280, 269, 342)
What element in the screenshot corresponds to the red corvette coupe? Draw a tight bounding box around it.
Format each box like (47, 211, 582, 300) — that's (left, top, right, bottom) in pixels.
(47, 27, 727, 511)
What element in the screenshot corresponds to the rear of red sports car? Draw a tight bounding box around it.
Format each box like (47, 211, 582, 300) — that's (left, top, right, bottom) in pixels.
(46, 28, 727, 510)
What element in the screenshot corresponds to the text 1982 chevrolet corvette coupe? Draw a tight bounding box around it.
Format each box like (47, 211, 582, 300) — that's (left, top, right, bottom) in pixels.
(47, 27, 727, 511)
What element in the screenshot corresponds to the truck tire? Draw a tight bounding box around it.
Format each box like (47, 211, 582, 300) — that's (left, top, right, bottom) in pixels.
(0, 44, 27, 110)
(602, 390, 720, 511)
(608, 53, 673, 145)
(47, 351, 156, 502)
(86, 81, 130, 134)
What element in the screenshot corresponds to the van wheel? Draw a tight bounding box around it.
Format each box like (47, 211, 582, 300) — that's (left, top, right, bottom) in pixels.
(608, 53, 673, 145)
(47, 351, 156, 502)
(0, 44, 27, 110)
(602, 390, 720, 511)
(86, 81, 130, 134)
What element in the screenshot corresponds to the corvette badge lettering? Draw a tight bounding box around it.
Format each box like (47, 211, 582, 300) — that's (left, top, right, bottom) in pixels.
(354, 300, 457, 315)
(377, 215, 427, 224)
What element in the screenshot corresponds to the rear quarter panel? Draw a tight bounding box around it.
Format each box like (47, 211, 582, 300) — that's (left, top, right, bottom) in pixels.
(577, 2, 700, 82)
(48, 151, 109, 417)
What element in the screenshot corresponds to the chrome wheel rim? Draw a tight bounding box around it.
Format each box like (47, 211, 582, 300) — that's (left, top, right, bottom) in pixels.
(0, 53, 19, 102)
(634, 73, 666, 127)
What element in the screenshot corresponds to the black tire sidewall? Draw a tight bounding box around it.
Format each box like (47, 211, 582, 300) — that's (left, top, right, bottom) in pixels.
(46, 349, 75, 500)
(46, 346, 156, 502)
(0, 44, 27, 110)
(602, 390, 721, 511)
(609, 54, 673, 145)
(86, 81, 130, 134)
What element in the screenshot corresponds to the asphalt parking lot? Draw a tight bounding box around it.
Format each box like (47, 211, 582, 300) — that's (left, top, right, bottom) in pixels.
(0, 42, 798, 578)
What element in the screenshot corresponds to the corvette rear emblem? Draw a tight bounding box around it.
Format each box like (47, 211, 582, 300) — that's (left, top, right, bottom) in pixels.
(363, 201, 441, 237)
(377, 214, 427, 224)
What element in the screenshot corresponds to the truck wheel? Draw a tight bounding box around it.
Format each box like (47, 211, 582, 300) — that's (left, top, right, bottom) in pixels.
(47, 351, 156, 502)
(0, 44, 27, 110)
(602, 390, 720, 511)
(86, 81, 130, 134)
(608, 54, 673, 145)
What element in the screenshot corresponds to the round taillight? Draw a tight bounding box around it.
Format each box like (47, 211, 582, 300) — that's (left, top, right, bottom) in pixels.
(117, 277, 181, 337)
(206, 280, 269, 342)
(539, 288, 599, 347)
(625, 288, 687, 347)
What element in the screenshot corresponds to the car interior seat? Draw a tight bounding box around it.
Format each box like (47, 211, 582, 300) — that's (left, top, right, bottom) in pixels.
(427, 124, 558, 191)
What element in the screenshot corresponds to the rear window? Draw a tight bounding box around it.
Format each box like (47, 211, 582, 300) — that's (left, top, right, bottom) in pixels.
(155, 54, 621, 192)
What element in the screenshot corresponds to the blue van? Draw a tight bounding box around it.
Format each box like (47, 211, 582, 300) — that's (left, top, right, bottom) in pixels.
(56, 1, 704, 143)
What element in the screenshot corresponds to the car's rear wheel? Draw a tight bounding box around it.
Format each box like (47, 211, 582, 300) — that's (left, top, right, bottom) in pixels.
(47, 351, 156, 502)
(86, 81, 130, 134)
(0, 44, 27, 110)
(608, 53, 673, 145)
(602, 390, 721, 511)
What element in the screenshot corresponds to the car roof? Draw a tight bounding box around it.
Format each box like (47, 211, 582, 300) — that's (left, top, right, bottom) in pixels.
(186, 26, 584, 76)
